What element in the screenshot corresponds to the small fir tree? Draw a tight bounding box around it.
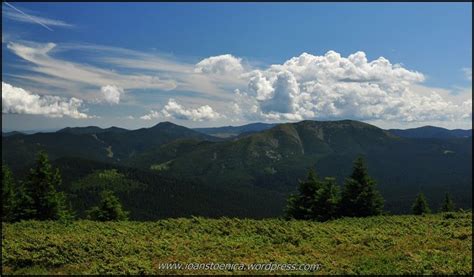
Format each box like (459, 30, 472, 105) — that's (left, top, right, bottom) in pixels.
(440, 192, 455, 212)
(285, 169, 321, 220)
(286, 169, 342, 221)
(412, 192, 431, 215)
(312, 177, 340, 221)
(22, 151, 72, 220)
(86, 190, 129, 221)
(339, 157, 384, 217)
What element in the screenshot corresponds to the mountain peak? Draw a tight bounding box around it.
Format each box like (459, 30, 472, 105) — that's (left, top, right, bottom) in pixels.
(152, 121, 183, 129)
(296, 119, 379, 129)
(57, 126, 104, 135)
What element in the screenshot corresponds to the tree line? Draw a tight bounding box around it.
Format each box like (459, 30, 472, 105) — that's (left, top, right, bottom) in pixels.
(285, 157, 456, 221)
(2, 151, 129, 222)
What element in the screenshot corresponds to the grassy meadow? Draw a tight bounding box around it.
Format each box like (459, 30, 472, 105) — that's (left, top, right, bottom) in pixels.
(2, 212, 472, 275)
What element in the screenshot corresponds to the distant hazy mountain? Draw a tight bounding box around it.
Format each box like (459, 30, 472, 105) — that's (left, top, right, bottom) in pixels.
(194, 122, 277, 138)
(3, 120, 471, 216)
(57, 126, 129, 135)
(2, 121, 218, 170)
(2, 131, 24, 137)
(2, 128, 60, 134)
(389, 126, 472, 139)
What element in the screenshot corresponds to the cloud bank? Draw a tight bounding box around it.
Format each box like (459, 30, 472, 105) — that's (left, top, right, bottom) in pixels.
(230, 51, 472, 123)
(2, 82, 90, 119)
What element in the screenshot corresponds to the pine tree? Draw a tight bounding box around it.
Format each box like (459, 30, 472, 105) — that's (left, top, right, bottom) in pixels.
(412, 192, 431, 215)
(12, 181, 36, 221)
(339, 157, 384, 217)
(286, 169, 342, 221)
(2, 164, 17, 222)
(285, 169, 321, 220)
(312, 177, 340, 221)
(86, 190, 129, 221)
(22, 151, 72, 220)
(440, 192, 455, 212)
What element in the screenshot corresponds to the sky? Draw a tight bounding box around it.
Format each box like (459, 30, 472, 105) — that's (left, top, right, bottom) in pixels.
(2, 2, 472, 131)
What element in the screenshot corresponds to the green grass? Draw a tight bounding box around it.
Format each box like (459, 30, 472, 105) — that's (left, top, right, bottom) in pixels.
(2, 212, 472, 275)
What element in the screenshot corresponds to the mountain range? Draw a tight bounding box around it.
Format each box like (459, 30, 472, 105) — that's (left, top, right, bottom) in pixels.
(2, 120, 472, 218)
(388, 126, 472, 139)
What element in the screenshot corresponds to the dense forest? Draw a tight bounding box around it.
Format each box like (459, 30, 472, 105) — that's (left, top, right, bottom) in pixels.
(2, 151, 460, 222)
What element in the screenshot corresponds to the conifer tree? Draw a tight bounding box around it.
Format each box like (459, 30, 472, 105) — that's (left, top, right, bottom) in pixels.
(440, 192, 455, 212)
(412, 192, 431, 215)
(22, 151, 72, 220)
(86, 190, 129, 221)
(339, 157, 384, 217)
(285, 169, 321, 220)
(286, 169, 342, 221)
(312, 177, 340, 221)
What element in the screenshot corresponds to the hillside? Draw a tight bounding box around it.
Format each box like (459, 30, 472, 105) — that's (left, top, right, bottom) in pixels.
(2, 120, 472, 215)
(2, 212, 471, 275)
(48, 157, 285, 220)
(2, 122, 218, 171)
(194, 122, 277, 138)
(143, 120, 472, 213)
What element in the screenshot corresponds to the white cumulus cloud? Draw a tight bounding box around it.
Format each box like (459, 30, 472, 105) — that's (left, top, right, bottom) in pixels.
(195, 54, 244, 75)
(99, 85, 124, 104)
(2, 82, 90, 119)
(141, 99, 221, 121)
(140, 110, 160, 121)
(231, 51, 471, 123)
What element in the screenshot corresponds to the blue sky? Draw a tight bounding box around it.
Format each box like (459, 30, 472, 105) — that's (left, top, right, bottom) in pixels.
(2, 2, 472, 131)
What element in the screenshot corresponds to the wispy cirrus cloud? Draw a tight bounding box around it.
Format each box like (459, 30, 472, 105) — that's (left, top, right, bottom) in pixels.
(6, 41, 178, 103)
(7, 41, 178, 90)
(6, 41, 240, 105)
(3, 2, 74, 30)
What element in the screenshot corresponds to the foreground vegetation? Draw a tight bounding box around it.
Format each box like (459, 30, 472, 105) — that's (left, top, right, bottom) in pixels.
(2, 212, 472, 275)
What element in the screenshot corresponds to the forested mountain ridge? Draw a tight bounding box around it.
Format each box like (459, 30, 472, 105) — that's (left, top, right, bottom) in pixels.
(194, 122, 277, 138)
(388, 126, 472, 138)
(2, 121, 219, 171)
(2, 120, 472, 216)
